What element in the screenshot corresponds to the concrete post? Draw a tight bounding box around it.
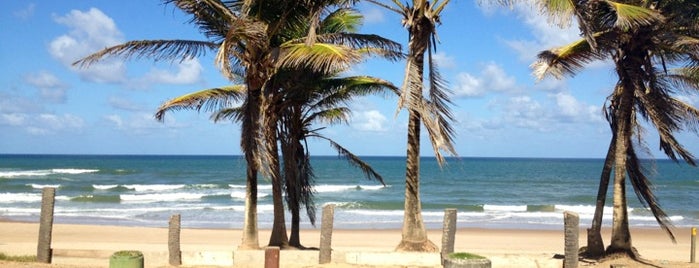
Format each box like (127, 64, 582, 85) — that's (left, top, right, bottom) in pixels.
(563, 211, 579, 268)
(37, 187, 56, 263)
(691, 227, 696, 263)
(319, 204, 335, 264)
(168, 214, 182, 266)
(441, 208, 457, 264)
(265, 246, 280, 268)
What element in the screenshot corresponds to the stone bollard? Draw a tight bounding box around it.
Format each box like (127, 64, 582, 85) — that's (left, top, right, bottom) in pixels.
(319, 204, 336, 264)
(168, 214, 182, 266)
(37, 187, 56, 263)
(691, 227, 696, 263)
(265, 246, 280, 268)
(563, 211, 579, 268)
(441, 208, 457, 265)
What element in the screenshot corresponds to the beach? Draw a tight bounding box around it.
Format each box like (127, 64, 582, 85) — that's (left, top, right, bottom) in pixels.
(1, 220, 696, 267)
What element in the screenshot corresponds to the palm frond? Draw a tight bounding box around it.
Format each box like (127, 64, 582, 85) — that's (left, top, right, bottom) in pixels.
(277, 43, 361, 74)
(305, 107, 351, 126)
(625, 142, 676, 242)
(154, 85, 246, 121)
(537, 0, 577, 28)
(310, 135, 385, 185)
(73, 40, 217, 67)
(211, 107, 244, 123)
(165, 0, 235, 41)
(601, 0, 664, 30)
(320, 7, 363, 34)
(214, 17, 268, 81)
(532, 36, 604, 80)
(366, 0, 405, 16)
(426, 50, 457, 164)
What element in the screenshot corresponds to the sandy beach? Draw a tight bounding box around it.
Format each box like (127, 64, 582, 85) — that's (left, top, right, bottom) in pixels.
(0, 220, 696, 267)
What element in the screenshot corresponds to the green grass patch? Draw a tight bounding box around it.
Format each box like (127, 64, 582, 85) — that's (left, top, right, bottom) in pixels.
(0, 252, 37, 262)
(448, 252, 486, 260)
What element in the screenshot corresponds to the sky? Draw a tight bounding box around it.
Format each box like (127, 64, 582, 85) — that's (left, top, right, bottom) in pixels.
(1, 1, 697, 158)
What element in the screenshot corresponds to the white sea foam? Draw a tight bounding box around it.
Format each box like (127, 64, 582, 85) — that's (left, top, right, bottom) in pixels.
(229, 184, 273, 190)
(123, 184, 186, 192)
(28, 183, 61, 189)
(230, 191, 269, 199)
(0, 170, 52, 178)
(93, 184, 119, 190)
(0, 193, 42, 203)
(193, 184, 219, 189)
(51, 168, 99, 174)
(120, 193, 204, 202)
(483, 204, 527, 212)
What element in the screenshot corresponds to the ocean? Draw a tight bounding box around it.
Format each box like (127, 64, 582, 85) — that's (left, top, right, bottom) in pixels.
(0, 154, 697, 230)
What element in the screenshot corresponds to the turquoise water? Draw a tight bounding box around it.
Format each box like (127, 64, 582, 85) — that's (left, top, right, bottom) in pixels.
(0, 154, 697, 230)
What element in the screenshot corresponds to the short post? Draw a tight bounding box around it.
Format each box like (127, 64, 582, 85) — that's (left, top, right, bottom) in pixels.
(691, 227, 696, 263)
(441, 208, 457, 265)
(563, 211, 579, 268)
(37, 187, 56, 263)
(168, 214, 182, 266)
(264, 246, 280, 268)
(319, 204, 335, 264)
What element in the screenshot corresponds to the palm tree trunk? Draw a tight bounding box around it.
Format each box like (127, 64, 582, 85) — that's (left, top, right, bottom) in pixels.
(586, 137, 614, 258)
(607, 89, 633, 255)
(239, 89, 261, 250)
(265, 95, 289, 248)
(397, 111, 437, 252)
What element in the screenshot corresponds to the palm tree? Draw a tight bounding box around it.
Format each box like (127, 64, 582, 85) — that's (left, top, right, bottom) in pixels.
(278, 71, 399, 247)
(367, 0, 457, 252)
(533, 0, 699, 257)
(153, 75, 398, 249)
(155, 4, 402, 247)
(74, 0, 400, 248)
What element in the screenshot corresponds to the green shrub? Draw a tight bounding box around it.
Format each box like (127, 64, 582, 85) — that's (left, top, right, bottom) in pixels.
(448, 252, 486, 260)
(0, 252, 37, 262)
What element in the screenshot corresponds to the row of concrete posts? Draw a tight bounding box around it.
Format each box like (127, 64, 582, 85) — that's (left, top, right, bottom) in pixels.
(35, 187, 699, 267)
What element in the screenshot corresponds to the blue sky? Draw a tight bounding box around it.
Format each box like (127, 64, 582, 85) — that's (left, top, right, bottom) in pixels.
(2, 1, 697, 158)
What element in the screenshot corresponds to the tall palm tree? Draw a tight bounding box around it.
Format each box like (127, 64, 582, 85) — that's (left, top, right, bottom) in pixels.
(367, 0, 457, 252)
(533, 0, 699, 257)
(155, 4, 402, 247)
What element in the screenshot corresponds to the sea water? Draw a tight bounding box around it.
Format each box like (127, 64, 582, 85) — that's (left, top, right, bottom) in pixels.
(0, 154, 697, 230)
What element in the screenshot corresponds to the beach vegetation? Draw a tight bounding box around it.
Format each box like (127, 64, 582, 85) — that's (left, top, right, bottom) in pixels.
(366, 0, 457, 252)
(0, 252, 36, 262)
(448, 252, 487, 260)
(533, 0, 699, 259)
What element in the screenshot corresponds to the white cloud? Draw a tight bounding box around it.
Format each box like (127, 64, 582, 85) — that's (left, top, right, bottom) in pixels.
(50, 8, 205, 88)
(553, 92, 603, 123)
(0, 112, 85, 136)
(0, 92, 44, 113)
(509, 3, 580, 62)
(13, 3, 36, 19)
(38, 113, 84, 130)
(108, 96, 146, 112)
(24, 71, 69, 103)
(0, 113, 26, 126)
(453, 62, 519, 97)
(478, 92, 603, 133)
(133, 59, 204, 87)
(352, 110, 389, 132)
(103, 112, 184, 135)
(433, 52, 457, 69)
(50, 8, 127, 83)
(362, 7, 385, 24)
